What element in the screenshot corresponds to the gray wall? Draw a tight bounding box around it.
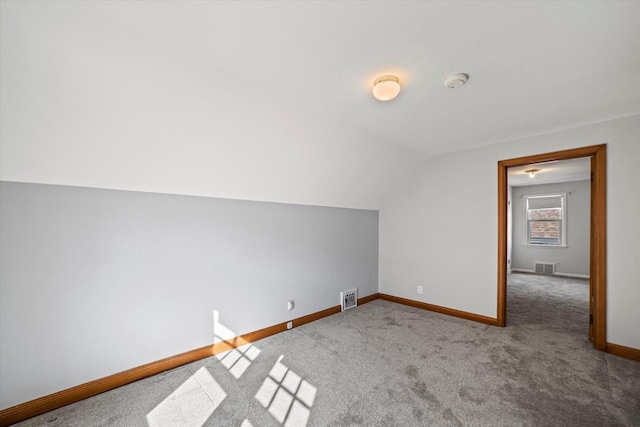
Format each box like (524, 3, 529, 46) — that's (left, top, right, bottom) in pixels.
(0, 182, 378, 409)
(511, 181, 590, 277)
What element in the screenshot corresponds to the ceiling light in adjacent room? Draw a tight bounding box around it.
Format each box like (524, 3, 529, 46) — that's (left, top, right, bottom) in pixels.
(372, 75, 401, 101)
(525, 169, 540, 178)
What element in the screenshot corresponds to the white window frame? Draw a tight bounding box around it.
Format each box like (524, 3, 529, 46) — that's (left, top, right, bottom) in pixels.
(523, 192, 567, 248)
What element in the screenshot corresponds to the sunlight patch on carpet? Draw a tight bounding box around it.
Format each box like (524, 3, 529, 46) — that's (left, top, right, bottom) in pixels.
(146, 367, 226, 427)
(255, 355, 317, 426)
(213, 310, 261, 379)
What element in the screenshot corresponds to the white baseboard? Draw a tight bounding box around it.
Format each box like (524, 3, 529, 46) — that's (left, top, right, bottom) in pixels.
(511, 268, 589, 279)
(511, 268, 535, 274)
(554, 272, 590, 279)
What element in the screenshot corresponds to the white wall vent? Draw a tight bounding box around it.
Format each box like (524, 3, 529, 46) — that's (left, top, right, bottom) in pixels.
(340, 288, 358, 311)
(534, 262, 556, 275)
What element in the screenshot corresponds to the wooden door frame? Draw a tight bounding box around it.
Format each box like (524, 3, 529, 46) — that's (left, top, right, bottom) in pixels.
(497, 144, 607, 350)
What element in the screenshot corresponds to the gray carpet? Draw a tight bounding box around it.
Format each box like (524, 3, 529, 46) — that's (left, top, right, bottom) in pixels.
(15, 273, 640, 426)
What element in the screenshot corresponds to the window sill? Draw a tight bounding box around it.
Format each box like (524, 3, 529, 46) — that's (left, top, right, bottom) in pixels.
(522, 244, 568, 249)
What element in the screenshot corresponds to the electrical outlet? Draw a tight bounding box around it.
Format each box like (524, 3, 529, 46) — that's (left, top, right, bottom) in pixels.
(417, 285, 423, 295)
(287, 300, 294, 310)
(287, 321, 293, 329)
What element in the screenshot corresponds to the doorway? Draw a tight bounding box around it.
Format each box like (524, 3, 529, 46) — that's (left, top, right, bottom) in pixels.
(497, 144, 607, 350)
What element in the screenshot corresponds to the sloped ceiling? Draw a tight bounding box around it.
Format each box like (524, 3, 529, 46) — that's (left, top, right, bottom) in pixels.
(1, 1, 638, 209)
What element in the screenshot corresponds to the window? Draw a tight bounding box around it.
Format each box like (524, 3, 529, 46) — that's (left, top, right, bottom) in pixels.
(524, 193, 566, 246)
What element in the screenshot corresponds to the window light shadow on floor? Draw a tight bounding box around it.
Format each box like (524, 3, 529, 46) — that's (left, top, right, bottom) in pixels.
(148, 312, 317, 426)
(146, 310, 263, 426)
(213, 310, 261, 379)
(255, 355, 317, 427)
(146, 366, 226, 427)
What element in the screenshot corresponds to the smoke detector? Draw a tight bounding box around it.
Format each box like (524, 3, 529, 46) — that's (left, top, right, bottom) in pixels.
(444, 73, 468, 89)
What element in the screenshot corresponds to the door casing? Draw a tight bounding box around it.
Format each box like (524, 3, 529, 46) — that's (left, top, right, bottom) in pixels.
(497, 144, 607, 350)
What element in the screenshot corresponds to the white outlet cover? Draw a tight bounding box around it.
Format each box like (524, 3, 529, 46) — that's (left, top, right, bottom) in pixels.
(417, 286, 423, 295)
(287, 300, 294, 310)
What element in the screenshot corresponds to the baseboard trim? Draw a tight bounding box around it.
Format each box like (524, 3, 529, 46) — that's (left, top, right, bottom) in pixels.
(378, 293, 499, 326)
(0, 344, 216, 427)
(357, 293, 380, 305)
(554, 272, 590, 279)
(606, 342, 640, 361)
(511, 268, 541, 275)
(511, 268, 589, 279)
(0, 294, 378, 427)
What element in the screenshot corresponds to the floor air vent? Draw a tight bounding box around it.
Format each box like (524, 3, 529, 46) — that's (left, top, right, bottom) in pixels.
(534, 262, 556, 275)
(340, 288, 357, 311)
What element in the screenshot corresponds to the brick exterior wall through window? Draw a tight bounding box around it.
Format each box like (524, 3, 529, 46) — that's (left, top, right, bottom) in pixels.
(528, 208, 561, 243)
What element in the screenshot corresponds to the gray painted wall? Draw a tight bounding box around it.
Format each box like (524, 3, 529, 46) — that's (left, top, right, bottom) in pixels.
(511, 181, 590, 277)
(0, 182, 378, 409)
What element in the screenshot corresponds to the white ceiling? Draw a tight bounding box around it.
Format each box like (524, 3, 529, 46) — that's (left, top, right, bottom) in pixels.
(1, 1, 638, 209)
(508, 158, 591, 187)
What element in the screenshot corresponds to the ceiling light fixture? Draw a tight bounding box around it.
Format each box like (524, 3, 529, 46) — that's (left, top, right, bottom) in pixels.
(372, 75, 400, 101)
(525, 169, 540, 178)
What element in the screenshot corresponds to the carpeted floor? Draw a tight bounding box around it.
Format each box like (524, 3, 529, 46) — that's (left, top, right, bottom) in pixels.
(14, 273, 640, 426)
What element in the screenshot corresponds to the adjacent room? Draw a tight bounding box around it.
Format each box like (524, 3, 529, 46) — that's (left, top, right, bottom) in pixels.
(1, 1, 639, 426)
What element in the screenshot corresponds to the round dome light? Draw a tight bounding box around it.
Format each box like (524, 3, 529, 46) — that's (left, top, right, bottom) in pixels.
(372, 75, 400, 101)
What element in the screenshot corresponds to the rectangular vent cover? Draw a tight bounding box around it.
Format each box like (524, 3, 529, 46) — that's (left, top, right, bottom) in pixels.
(534, 262, 555, 275)
(340, 288, 358, 311)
